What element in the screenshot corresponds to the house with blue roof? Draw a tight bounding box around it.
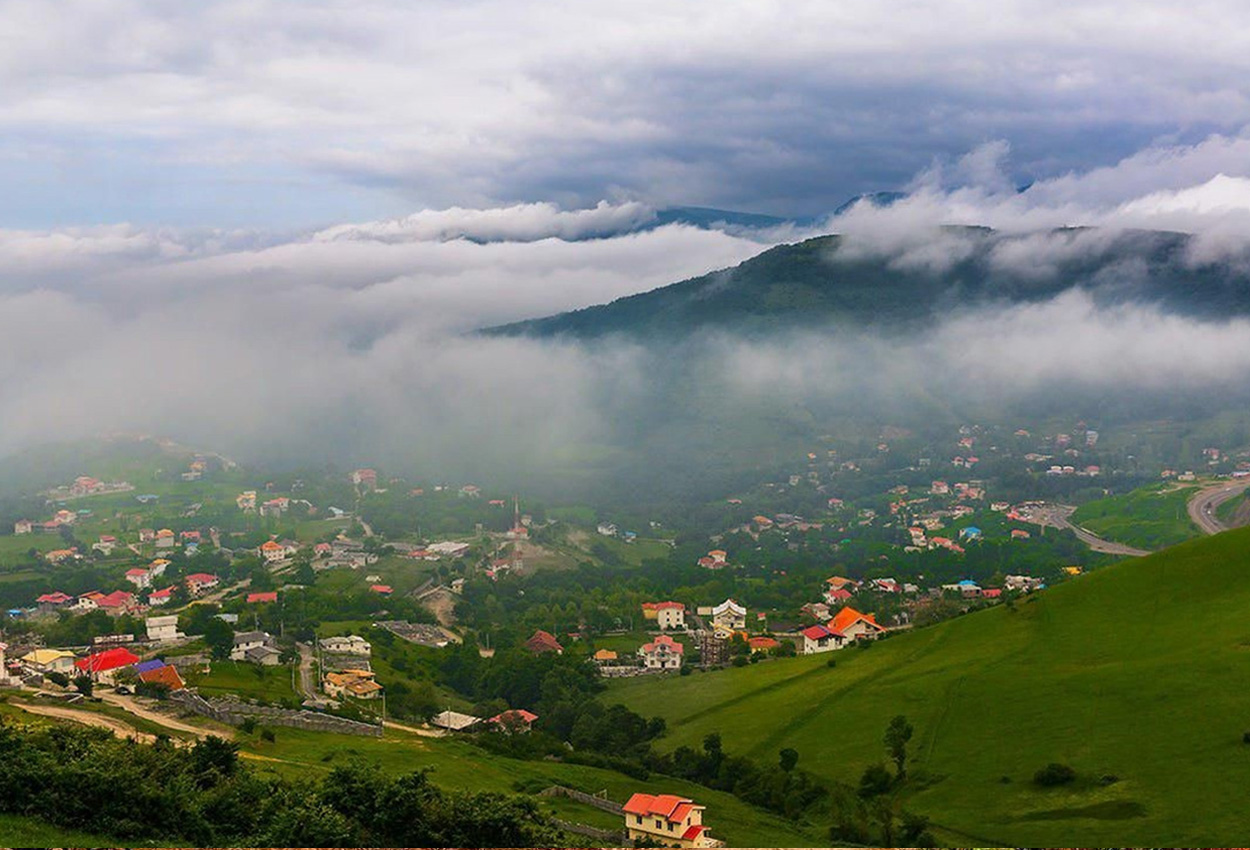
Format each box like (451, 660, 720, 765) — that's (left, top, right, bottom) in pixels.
(958, 526, 982, 541)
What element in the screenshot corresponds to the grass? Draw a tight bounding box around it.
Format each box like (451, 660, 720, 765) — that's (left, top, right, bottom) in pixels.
(185, 660, 299, 704)
(1070, 482, 1200, 549)
(604, 525, 1250, 846)
(238, 726, 825, 847)
(0, 813, 177, 848)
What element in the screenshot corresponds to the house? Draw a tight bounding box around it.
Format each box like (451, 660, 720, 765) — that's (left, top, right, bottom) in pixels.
(959, 526, 982, 541)
(236, 491, 257, 511)
(489, 708, 538, 733)
(185, 573, 219, 596)
(425, 541, 470, 558)
(313, 542, 333, 558)
(597, 522, 618, 537)
(259, 498, 290, 518)
(1011, 529, 1031, 540)
(802, 623, 847, 654)
(825, 576, 858, 592)
(351, 468, 378, 490)
(748, 636, 780, 653)
(245, 645, 283, 666)
(638, 634, 684, 670)
(829, 607, 886, 640)
(524, 630, 563, 655)
(138, 661, 185, 692)
(324, 670, 383, 699)
(125, 567, 154, 589)
(154, 529, 176, 549)
(247, 591, 278, 604)
(319, 635, 372, 656)
(21, 648, 77, 674)
(13, 519, 32, 535)
(369, 584, 393, 595)
(1004, 574, 1045, 592)
(95, 590, 138, 616)
(641, 601, 686, 631)
(800, 602, 831, 622)
(148, 586, 175, 607)
(709, 599, 747, 631)
(230, 631, 276, 662)
(823, 587, 853, 605)
(92, 535, 117, 555)
(44, 548, 79, 564)
(138, 528, 156, 543)
(592, 648, 619, 664)
(259, 540, 286, 562)
(35, 591, 74, 615)
(431, 710, 482, 731)
(623, 793, 716, 848)
(75, 647, 140, 684)
(146, 614, 181, 642)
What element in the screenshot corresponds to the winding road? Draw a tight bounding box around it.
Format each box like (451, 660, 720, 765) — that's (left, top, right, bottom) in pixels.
(1187, 480, 1250, 535)
(1025, 504, 1153, 557)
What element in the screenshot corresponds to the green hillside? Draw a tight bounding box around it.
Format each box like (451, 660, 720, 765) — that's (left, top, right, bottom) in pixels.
(608, 527, 1250, 846)
(487, 227, 1250, 340)
(1070, 482, 1201, 550)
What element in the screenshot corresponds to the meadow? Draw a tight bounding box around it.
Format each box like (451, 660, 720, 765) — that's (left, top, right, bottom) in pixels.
(1069, 482, 1200, 549)
(608, 526, 1250, 846)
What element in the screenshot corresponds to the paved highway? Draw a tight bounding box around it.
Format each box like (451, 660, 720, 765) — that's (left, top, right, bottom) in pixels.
(1023, 504, 1152, 557)
(1187, 480, 1250, 535)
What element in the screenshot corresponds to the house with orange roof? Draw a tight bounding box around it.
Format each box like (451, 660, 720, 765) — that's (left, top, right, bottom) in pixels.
(747, 636, 780, 653)
(641, 601, 686, 631)
(623, 793, 716, 848)
(592, 648, 619, 664)
(185, 573, 219, 596)
(154, 528, 176, 549)
(138, 661, 186, 692)
(830, 606, 886, 641)
(259, 539, 286, 563)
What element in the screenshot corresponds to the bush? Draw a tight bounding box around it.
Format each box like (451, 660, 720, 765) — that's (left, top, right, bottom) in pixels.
(240, 717, 257, 734)
(731, 656, 748, 667)
(260, 728, 276, 743)
(858, 763, 894, 798)
(826, 657, 837, 668)
(1033, 763, 1076, 787)
(679, 666, 691, 676)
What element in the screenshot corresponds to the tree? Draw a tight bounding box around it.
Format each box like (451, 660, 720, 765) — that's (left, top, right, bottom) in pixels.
(73, 674, 93, 697)
(779, 747, 799, 772)
(884, 714, 914, 781)
(204, 617, 234, 660)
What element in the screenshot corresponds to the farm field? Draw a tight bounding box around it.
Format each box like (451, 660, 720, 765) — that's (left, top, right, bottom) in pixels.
(1069, 482, 1200, 549)
(185, 660, 300, 704)
(608, 526, 1250, 847)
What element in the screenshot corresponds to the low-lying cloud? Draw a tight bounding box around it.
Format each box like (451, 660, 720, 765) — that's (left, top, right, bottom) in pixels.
(6, 134, 1250, 492)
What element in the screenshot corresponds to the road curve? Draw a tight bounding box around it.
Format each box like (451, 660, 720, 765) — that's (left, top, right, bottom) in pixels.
(1187, 480, 1250, 535)
(1027, 504, 1152, 557)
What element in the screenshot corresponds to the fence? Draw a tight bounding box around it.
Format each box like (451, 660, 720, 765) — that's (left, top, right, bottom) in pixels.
(550, 817, 626, 845)
(170, 689, 383, 737)
(538, 785, 624, 814)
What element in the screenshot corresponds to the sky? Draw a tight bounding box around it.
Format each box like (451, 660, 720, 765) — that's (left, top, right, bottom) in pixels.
(6, 2, 1250, 482)
(5, 0, 1250, 227)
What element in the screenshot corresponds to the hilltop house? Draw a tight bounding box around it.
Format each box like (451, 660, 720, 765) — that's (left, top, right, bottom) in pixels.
(623, 793, 716, 848)
(490, 708, 538, 733)
(259, 540, 286, 562)
(146, 615, 181, 642)
(638, 634, 684, 670)
(324, 670, 383, 700)
(641, 601, 686, 631)
(35, 592, 74, 615)
(709, 599, 746, 631)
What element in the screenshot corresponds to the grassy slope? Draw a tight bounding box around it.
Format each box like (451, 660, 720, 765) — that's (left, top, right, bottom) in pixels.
(608, 526, 1250, 847)
(239, 727, 824, 847)
(1070, 483, 1200, 549)
(0, 813, 176, 848)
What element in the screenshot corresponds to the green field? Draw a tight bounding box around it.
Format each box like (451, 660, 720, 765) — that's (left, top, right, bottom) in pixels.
(1070, 482, 1200, 549)
(238, 726, 825, 847)
(606, 526, 1250, 846)
(185, 660, 299, 704)
(0, 813, 176, 848)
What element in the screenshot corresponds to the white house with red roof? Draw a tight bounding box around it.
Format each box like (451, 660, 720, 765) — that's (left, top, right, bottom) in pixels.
(489, 708, 538, 733)
(259, 539, 286, 563)
(148, 585, 175, 606)
(638, 634, 684, 670)
(641, 601, 686, 631)
(802, 623, 848, 654)
(75, 647, 140, 684)
(623, 793, 716, 848)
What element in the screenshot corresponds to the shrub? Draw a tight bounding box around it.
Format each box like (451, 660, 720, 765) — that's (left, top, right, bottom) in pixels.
(240, 717, 257, 734)
(731, 656, 748, 667)
(679, 666, 691, 676)
(826, 658, 837, 668)
(260, 728, 276, 743)
(858, 763, 894, 798)
(1033, 763, 1076, 787)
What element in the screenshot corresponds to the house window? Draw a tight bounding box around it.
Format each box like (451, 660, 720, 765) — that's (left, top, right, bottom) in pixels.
(656, 819, 663, 829)
(635, 815, 642, 824)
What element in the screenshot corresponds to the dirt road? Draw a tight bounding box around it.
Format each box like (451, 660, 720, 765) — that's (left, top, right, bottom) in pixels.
(14, 700, 157, 744)
(1187, 480, 1250, 535)
(97, 691, 231, 740)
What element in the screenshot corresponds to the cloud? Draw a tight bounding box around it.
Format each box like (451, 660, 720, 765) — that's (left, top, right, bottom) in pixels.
(6, 1, 1250, 223)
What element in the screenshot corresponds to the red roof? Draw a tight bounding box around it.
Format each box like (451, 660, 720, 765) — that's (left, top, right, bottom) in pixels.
(831, 606, 882, 634)
(36, 592, 72, 604)
(802, 624, 831, 640)
(640, 634, 684, 654)
(370, 584, 393, 594)
(247, 591, 278, 604)
(826, 588, 852, 601)
(138, 664, 185, 691)
(525, 629, 563, 653)
(125, 568, 149, 577)
(682, 824, 708, 841)
(623, 793, 695, 821)
(75, 647, 140, 673)
(149, 586, 174, 599)
(96, 590, 134, 608)
(748, 636, 779, 650)
(642, 601, 684, 611)
(185, 573, 218, 584)
(490, 708, 538, 725)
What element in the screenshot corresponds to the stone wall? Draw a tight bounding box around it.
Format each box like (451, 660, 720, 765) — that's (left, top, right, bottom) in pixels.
(171, 689, 383, 737)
